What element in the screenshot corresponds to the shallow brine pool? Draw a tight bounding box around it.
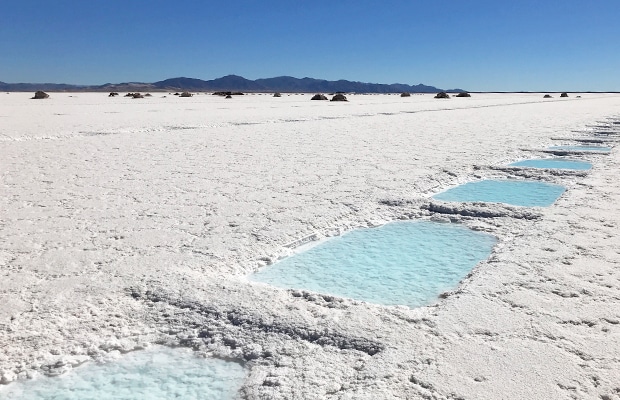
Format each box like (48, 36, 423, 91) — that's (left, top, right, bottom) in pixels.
(547, 145, 611, 152)
(433, 179, 565, 207)
(0, 347, 245, 400)
(509, 158, 592, 170)
(250, 221, 496, 308)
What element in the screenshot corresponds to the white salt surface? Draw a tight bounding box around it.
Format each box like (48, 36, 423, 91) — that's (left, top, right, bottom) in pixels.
(1, 92, 620, 399)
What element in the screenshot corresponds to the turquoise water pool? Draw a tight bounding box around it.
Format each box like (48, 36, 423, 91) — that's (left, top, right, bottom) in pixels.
(0, 347, 245, 400)
(548, 145, 611, 152)
(433, 180, 565, 207)
(509, 158, 592, 170)
(250, 221, 496, 308)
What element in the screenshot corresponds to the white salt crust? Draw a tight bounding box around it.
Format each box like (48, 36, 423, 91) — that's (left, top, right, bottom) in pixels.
(1, 92, 620, 399)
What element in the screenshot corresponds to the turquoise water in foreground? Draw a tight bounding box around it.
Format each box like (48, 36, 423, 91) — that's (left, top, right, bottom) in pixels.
(509, 158, 592, 170)
(433, 179, 565, 207)
(548, 145, 611, 152)
(250, 221, 496, 307)
(0, 347, 245, 400)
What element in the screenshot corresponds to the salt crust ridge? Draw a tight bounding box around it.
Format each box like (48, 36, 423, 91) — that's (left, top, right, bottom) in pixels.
(1, 93, 620, 399)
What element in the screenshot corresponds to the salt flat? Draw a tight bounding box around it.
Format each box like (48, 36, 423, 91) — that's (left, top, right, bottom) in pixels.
(1, 92, 620, 399)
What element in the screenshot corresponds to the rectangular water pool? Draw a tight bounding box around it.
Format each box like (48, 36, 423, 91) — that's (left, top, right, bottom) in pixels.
(509, 158, 592, 170)
(0, 346, 246, 400)
(432, 179, 565, 207)
(547, 145, 611, 152)
(250, 221, 496, 308)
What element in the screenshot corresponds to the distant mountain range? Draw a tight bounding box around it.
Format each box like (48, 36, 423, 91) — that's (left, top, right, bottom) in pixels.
(0, 75, 463, 93)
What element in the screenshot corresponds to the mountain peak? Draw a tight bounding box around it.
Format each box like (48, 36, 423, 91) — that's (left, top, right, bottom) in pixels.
(1, 75, 451, 93)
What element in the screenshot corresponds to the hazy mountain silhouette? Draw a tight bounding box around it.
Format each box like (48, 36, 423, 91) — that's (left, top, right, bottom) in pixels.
(153, 75, 447, 93)
(1, 75, 459, 93)
(0, 81, 88, 91)
(155, 75, 266, 91)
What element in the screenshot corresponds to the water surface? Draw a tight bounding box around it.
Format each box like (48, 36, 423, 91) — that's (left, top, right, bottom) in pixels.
(433, 179, 565, 207)
(547, 145, 611, 152)
(251, 221, 496, 308)
(0, 347, 245, 400)
(509, 158, 592, 170)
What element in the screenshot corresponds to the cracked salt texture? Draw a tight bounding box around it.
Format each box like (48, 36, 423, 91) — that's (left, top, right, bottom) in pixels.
(250, 221, 496, 307)
(0, 346, 245, 400)
(2, 93, 620, 399)
(433, 179, 566, 207)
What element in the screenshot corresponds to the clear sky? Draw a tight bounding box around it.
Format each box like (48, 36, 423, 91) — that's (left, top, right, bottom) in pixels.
(1, 1, 619, 91)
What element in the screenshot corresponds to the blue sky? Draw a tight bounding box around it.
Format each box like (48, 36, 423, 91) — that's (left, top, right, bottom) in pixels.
(1, 1, 619, 91)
